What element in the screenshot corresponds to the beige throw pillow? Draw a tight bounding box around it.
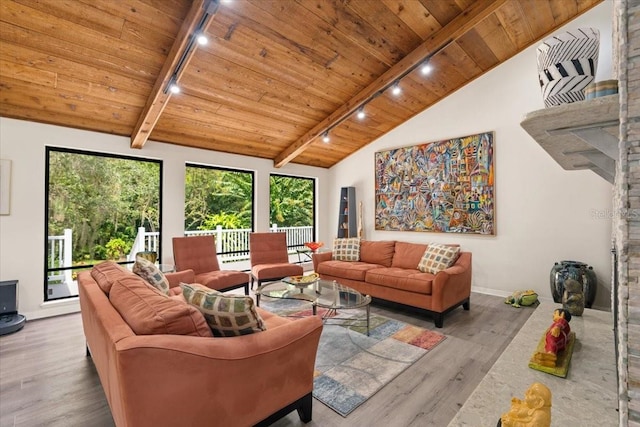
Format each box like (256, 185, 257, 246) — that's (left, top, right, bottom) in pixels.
(133, 256, 170, 295)
(181, 283, 266, 337)
(332, 238, 361, 261)
(417, 244, 460, 274)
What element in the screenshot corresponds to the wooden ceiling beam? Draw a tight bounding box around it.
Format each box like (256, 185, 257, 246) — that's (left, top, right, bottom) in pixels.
(273, 0, 508, 168)
(130, 0, 219, 149)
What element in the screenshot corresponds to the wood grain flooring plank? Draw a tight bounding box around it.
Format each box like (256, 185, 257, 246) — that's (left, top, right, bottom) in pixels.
(0, 293, 531, 426)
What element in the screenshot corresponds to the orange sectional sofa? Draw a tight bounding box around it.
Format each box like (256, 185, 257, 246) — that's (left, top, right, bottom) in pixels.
(78, 261, 323, 427)
(313, 240, 472, 327)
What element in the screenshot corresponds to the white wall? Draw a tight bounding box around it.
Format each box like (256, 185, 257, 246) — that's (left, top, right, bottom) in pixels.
(0, 121, 329, 319)
(325, 2, 614, 310)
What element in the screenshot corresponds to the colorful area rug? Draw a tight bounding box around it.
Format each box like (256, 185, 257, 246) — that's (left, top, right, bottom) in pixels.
(260, 298, 446, 417)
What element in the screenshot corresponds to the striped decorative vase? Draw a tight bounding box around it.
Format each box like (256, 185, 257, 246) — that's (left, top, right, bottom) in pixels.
(536, 28, 600, 107)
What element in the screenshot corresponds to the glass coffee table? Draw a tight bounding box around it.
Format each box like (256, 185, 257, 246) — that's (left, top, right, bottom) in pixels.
(255, 277, 372, 335)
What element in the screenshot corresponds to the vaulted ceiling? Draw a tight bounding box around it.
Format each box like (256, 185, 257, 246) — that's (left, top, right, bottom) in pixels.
(0, 0, 602, 168)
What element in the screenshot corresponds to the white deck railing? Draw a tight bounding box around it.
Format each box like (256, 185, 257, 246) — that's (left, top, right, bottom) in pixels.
(48, 225, 314, 273)
(128, 226, 160, 261)
(47, 228, 73, 286)
(132, 224, 314, 262)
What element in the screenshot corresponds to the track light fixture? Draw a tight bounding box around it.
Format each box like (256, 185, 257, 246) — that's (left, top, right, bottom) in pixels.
(197, 34, 209, 46)
(163, 0, 220, 95)
(391, 81, 401, 96)
(314, 51, 440, 146)
(165, 75, 181, 94)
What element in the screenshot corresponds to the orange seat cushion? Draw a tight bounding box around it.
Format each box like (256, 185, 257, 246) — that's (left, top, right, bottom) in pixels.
(194, 270, 250, 291)
(360, 240, 396, 267)
(391, 242, 428, 269)
(317, 261, 381, 281)
(252, 263, 303, 280)
(365, 267, 434, 294)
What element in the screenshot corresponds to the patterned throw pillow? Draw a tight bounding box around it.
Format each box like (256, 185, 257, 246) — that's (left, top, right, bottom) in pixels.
(417, 244, 461, 274)
(133, 256, 170, 295)
(332, 238, 361, 261)
(180, 283, 266, 337)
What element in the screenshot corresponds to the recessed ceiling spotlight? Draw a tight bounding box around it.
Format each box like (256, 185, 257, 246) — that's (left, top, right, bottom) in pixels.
(196, 34, 208, 46)
(169, 84, 181, 94)
(356, 108, 366, 120)
(421, 63, 433, 75)
(322, 132, 330, 143)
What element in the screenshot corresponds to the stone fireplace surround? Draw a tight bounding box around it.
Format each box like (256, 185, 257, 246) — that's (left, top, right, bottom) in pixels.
(613, 1, 637, 425)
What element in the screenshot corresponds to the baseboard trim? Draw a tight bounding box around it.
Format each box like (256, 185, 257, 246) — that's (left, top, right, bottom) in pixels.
(473, 286, 553, 303)
(471, 286, 511, 298)
(472, 286, 610, 312)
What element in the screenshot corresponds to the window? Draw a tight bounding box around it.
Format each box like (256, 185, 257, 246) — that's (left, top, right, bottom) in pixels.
(45, 148, 162, 301)
(269, 174, 316, 248)
(184, 164, 254, 262)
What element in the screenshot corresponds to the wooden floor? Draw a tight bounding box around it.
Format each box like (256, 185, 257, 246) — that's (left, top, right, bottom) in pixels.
(0, 293, 533, 427)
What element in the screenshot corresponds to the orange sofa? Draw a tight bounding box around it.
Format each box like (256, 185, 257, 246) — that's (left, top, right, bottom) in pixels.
(313, 240, 472, 328)
(78, 262, 323, 427)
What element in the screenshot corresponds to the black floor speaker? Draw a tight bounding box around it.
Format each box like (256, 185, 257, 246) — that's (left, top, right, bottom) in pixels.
(0, 280, 26, 336)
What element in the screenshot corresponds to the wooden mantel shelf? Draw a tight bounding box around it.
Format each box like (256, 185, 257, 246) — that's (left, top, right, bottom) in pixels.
(520, 94, 619, 183)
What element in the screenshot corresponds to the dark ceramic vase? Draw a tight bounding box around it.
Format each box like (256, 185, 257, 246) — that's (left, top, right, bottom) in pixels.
(550, 260, 597, 308)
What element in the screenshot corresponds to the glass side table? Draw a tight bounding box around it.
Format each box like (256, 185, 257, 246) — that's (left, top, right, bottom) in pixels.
(256, 278, 371, 335)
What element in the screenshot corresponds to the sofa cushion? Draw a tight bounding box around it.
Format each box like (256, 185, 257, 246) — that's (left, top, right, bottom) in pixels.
(391, 241, 428, 269)
(194, 270, 250, 291)
(109, 276, 212, 337)
(133, 256, 170, 295)
(365, 268, 434, 294)
(252, 263, 303, 281)
(332, 238, 361, 261)
(181, 283, 266, 337)
(360, 240, 396, 267)
(317, 260, 382, 281)
(418, 244, 461, 274)
(91, 261, 136, 294)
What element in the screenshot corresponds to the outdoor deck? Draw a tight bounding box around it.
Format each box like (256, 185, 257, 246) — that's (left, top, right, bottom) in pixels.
(46, 226, 316, 299)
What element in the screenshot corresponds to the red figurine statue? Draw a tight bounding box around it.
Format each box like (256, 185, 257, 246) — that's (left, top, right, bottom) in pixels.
(532, 308, 572, 367)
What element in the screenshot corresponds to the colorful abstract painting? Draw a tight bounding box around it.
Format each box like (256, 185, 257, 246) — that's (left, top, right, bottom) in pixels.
(374, 132, 495, 235)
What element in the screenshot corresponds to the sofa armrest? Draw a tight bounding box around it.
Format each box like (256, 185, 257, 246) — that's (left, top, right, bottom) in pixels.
(312, 251, 332, 271)
(431, 252, 472, 312)
(164, 269, 195, 288)
(113, 316, 323, 427)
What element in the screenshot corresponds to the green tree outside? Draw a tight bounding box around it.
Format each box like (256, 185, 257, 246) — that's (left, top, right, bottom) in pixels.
(184, 166, 253, 230)
(47, 150, 160, 264)
(269, 174, 314, 227)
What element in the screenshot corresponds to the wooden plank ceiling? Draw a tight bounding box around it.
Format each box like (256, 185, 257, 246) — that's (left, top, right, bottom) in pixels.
(0, 0, 602, 168)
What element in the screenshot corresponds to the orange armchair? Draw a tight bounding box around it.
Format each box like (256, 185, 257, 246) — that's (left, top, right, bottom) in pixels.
(249, 232, 303, 289)
(172, 235, 250, 295)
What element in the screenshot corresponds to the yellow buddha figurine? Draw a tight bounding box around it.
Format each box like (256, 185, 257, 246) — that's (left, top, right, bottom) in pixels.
(498, 382, 551, 427)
